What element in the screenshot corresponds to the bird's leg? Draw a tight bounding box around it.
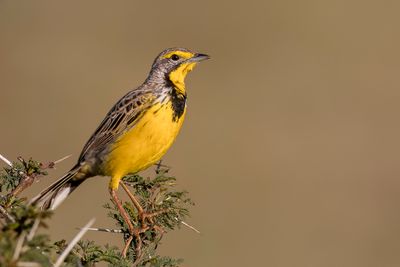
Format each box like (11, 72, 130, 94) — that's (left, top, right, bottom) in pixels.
(120, 182, 146, 224)
(120, 181, 168, 229)
(109, 188, 141, 258)
(120, 181, 169, 236)
(110, 188, 134, 232)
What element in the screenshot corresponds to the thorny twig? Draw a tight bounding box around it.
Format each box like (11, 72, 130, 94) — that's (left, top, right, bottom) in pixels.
(77, 227, 123, 233)
(16, 262, 41, 267)
(12, 232, 27, 261)
(0, 205, 15, 223)
(155, 160, 170, 174)
(0, 154, 12, 167)
(26, 218, 40, 241)
(53, 154, 72, 165)
(9, 155, 70, 197)
(1, 156, 192, 266)
(54, 218, 95, 267)
(176, 218, 201, 234)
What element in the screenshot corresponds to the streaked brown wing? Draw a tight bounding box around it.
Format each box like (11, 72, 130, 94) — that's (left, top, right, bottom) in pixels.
(78, 89, 155, 162)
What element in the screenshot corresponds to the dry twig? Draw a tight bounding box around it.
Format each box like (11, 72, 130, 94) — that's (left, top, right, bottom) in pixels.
(177, 218, 201, 234)
(0, 154, 12, 167)
(26, 218, 40, 241)
(77, 227, 123, 233)
(0, 205, 15, 223)
(54, 218, 95, 267)
(12, 232, 27, 261)
(16, 262, 41, 267)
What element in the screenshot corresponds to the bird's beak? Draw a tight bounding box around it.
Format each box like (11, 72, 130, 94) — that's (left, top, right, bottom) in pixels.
(189, 53, 210, 62)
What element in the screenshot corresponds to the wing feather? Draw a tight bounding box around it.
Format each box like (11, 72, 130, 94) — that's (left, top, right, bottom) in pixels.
(78, 88, 156, 161)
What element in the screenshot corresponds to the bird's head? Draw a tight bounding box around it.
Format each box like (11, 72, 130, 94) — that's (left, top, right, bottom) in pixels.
(147, 47, 210, 93)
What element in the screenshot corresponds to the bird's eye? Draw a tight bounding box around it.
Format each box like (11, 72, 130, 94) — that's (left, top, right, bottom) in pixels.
(171, 54, 180, 61)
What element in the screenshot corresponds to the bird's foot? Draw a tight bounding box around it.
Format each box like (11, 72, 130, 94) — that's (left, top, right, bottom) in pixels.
(120, 182, 169, 230)
(111, 182, 170, 258)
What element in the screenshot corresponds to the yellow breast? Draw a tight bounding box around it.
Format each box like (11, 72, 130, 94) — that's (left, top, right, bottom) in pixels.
(104, 101, 185, 189)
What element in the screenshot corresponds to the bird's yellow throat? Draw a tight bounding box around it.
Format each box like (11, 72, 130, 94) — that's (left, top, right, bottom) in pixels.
(168, 62, 197, 94)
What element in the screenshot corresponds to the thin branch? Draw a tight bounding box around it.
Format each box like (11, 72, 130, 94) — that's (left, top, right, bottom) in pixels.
(154, 160, 170, 174)
(0, 153, 12, 167)
(26, 218, 40, 241)
(0, 205, 15, 223)
(122, 235, 134, 258)
(39, 154, 71, 170)
(54, 218, 95, 267)
(175, 218, 201, 234)
(53, 154, 72, 165)
(10, 172, 35, 197)
(11, 155, 70, 197)
(77, 227, 123, 233)
(17, 262, 41, 267)
(12, 232, 27, 261)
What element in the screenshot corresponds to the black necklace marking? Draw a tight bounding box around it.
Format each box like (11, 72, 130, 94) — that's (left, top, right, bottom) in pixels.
(170, 88, 186, 122)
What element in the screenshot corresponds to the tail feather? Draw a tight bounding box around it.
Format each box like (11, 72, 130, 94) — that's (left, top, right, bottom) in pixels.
(30, 165, 84, 210)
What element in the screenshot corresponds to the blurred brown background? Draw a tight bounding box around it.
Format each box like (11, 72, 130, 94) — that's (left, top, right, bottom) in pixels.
(1, 0, 400, 266)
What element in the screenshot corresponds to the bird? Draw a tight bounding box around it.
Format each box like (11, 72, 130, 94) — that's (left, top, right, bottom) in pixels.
(30, 47, 209, 232)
